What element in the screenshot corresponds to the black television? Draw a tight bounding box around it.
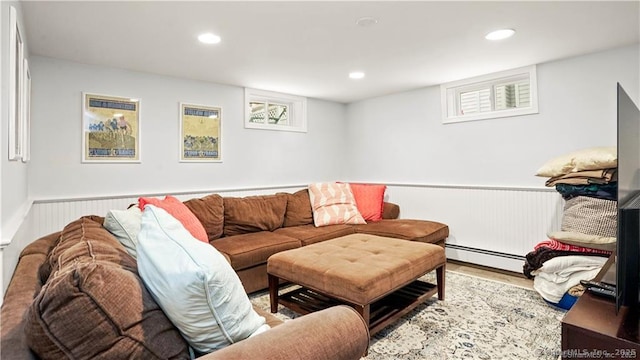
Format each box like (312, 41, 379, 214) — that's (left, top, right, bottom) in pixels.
(616, 82, 640, 314)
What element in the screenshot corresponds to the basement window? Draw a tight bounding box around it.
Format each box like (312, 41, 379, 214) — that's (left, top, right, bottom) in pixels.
(440, 65, 538, 124)
(244, 88, 307, 132)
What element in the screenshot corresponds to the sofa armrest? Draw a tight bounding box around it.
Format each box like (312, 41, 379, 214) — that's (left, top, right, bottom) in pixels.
(198, 305, 369, 360)
(382, 202, 400, 219)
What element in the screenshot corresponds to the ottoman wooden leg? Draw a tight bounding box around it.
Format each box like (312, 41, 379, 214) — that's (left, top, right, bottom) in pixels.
(268, 274, 279, 313)
(436, 264, 445, 300)
(354, 304, 371, 330)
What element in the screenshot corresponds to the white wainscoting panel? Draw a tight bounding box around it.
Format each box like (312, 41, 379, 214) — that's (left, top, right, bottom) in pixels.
(29, 186, 305, 241)
(384, 184, 564, 273)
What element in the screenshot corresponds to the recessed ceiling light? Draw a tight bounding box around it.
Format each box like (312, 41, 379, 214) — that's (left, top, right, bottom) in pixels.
(356, 16, 378, 27)
(198, 33, 221, 44)
(485, 29, 515, 41)
(349, 71, 365, 79)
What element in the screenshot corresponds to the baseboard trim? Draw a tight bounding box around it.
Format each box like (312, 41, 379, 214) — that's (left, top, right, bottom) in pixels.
(445, 244, 525, 274)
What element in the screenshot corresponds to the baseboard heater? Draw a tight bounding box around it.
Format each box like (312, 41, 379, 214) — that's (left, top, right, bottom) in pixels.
(444, 244, 525, 273)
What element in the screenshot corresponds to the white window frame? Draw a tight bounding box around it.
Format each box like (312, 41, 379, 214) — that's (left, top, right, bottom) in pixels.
(440, 65, 538, 124)
(244, 88, 307, 133)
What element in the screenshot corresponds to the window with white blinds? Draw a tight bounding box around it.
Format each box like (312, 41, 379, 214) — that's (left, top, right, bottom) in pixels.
(441, 65, 538, 124)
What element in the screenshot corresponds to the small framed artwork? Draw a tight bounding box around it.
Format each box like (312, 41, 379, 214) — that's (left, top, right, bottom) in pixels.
(8, 6, 24, 161)
(21, 58, 31, 163)
(180, 103, 222, 162)
(82, 93, 141, 163)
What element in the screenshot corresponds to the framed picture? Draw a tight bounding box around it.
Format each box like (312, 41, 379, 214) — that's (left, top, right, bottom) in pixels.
(21, 58, 31, 163)
(180, 103, 222, 162)
(82, 93, 141, 163)
(8, 6, 24, 161)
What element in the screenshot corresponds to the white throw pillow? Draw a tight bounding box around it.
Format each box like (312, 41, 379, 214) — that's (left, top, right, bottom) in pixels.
(136, 205, 268, 353)
(103, 205, 142, 258)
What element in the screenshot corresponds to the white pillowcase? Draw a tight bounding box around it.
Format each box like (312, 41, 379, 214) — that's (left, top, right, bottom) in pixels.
(103, 205, 142, 258)
(136, 205, 269, 353)
(536, 146, 617, 178)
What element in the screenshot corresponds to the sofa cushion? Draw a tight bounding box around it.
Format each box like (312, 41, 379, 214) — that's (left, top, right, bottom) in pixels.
(308, 182, 365, 227)
(139, 195, 209, 243)
(103, 205, 143, 259)
(43, 216, 132, 282)
(352, 219, 449, 245)
(274, 224, 355, 246)
(349, 183, 386, 222)
(382, 202, 400, 220)
(184, 193, 225, 241)
(278, 189, 314, 227)
(137, 205, 269, 353)
(223, 194, 287, 236)
(25, 261, 190, 360)
(211, 231, 301, 270)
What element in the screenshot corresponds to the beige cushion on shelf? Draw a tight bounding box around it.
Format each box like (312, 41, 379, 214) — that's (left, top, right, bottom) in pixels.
(308, 182, 366, 227)
(548, 230, 616, 251)
(536, 146, 617, 178)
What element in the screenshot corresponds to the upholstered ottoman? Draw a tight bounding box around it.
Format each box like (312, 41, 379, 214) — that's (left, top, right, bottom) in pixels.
(267, 233, 446, 335)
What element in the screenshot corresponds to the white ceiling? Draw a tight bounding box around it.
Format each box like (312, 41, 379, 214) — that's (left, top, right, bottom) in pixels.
(20, 1, 640, 104)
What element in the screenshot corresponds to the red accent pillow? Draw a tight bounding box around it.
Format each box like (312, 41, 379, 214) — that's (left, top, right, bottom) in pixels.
(139, 195, 209, 243)
(348, 183, 387, 222)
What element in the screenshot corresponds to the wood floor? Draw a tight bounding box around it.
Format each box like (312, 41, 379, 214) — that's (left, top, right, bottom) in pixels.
(446, 259, 533, 290)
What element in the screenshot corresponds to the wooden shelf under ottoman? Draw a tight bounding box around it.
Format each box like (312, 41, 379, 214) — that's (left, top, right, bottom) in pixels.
(267, 233, 446, 335)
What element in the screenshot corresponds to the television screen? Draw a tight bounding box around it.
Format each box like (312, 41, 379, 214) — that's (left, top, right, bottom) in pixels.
(616, 83, 640, 312)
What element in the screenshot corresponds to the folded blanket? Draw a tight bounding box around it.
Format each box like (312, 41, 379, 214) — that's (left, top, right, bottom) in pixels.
(523, 246, 609, 279)
(532, 255, 607, 303)
(545, 168, 617, 187)
(534, 239, 612, 255)
(555, 182, 617, 201)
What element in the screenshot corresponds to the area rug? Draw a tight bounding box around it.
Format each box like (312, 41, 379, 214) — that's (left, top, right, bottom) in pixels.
(249, 271, 566, 360)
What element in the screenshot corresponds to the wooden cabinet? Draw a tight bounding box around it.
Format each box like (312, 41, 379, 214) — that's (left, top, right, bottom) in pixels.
(561, 259, 640, 359)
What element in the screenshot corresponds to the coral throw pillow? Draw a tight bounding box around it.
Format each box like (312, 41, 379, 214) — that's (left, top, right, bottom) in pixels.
(139, 195, 208, 243)
(349, 183, 386, 222)
(308, 182, 366, 227)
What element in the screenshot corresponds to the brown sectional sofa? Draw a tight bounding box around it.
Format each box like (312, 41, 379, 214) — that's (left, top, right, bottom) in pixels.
(1, 188, 449, 359)
(184, 189, 449, 293)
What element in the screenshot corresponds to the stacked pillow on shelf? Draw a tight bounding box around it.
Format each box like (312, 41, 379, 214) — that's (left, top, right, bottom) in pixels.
(524, 147, 617, 310)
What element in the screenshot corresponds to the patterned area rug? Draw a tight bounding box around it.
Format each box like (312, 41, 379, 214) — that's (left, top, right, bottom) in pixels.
(250, 271, 566, 360)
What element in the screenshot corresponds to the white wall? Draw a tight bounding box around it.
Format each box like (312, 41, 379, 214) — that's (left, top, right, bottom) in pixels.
(28, 56, 348, 200)
(0, 56, 347, 296)
(344, 45, 640, 187)
(1, 1, 32, 294)
(1, 2, 31, 240)
(343, 45, 639, 271)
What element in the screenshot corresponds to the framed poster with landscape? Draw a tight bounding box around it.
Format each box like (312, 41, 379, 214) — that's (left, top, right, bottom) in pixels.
(82, 93, 140, 163)
(180, 103, 222, 162)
